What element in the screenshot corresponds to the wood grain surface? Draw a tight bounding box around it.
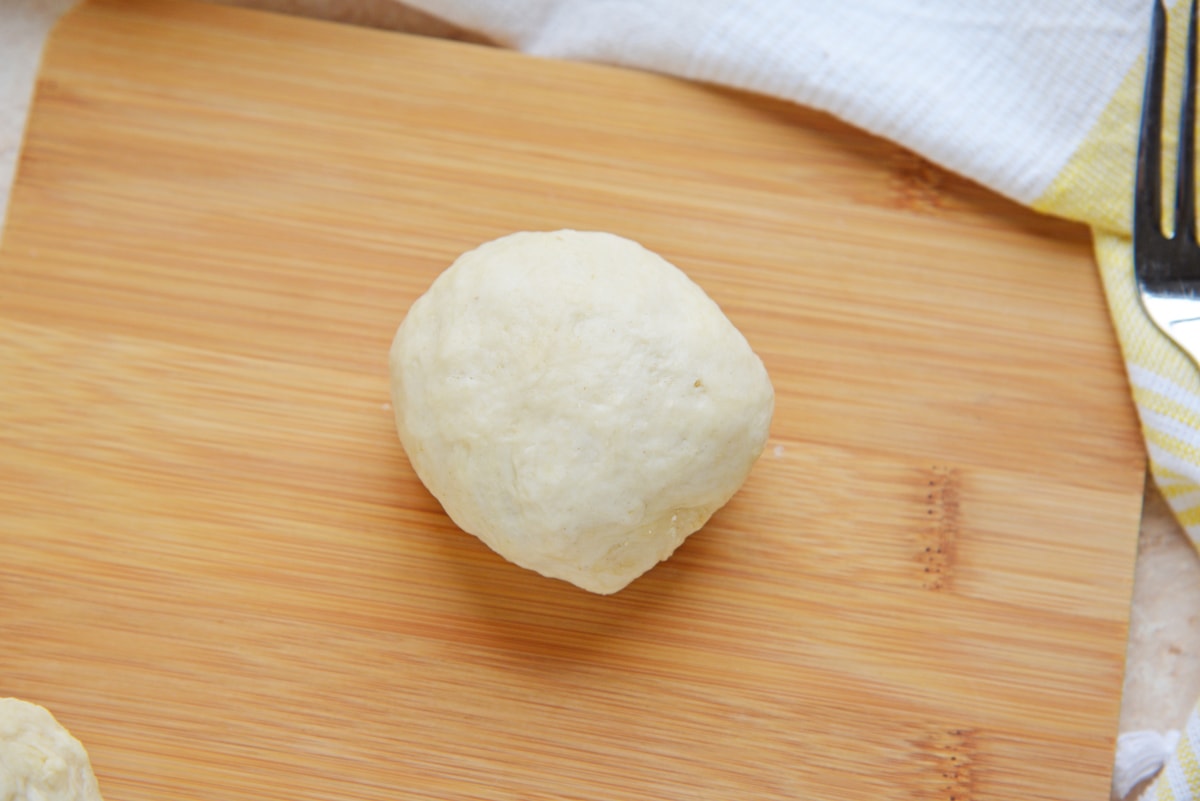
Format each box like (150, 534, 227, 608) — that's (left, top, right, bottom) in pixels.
(0, 0, 1148, 798)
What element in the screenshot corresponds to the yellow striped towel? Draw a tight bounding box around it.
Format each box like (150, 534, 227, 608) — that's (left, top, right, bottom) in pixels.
(1037, 4, 1200, 797)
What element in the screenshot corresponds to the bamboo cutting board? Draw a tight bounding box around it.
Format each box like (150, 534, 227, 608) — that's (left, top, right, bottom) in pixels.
(0, 0, 1148, 798)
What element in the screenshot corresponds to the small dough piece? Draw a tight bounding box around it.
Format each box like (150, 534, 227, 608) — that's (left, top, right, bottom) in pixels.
(389, 230, 774, 594)
(0, 698, 103, 801)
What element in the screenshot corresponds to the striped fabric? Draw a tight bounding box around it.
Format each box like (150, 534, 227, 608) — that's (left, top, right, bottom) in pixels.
(1144, 701, 1200, 801)
(1042, 2, 1200, 560)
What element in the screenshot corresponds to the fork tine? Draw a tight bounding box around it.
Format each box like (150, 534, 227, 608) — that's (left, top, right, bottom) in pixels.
(1134, 0, 1200, 370)
(1176, 0, 1199, 244)
(1137, 0, 1169, 242)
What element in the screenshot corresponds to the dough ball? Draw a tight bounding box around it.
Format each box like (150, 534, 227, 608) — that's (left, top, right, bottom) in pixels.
(0, 698, 103, 801)
(389, 230, 774, 594)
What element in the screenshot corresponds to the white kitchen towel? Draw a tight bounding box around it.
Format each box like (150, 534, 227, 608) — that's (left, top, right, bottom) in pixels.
(1, 0, 1198, 798)
(397, 0, 1151, 209)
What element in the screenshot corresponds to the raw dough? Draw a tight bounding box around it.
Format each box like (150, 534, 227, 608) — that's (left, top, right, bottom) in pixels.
(0, 699, 103, 801)
(389, 230, 774, 594)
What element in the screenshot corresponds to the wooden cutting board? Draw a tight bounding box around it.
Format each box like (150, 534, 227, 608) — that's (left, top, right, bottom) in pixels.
(0, 0, 1148, 798)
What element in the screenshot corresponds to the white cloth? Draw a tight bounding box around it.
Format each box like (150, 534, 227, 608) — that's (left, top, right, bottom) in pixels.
(1113, 728, 1181, 798)
(399, 0, 1151, 206)
(0, 0, 1160, 222)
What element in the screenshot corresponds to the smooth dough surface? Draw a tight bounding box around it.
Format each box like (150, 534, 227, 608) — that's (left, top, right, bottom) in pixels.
(0, 699, 103, 801)
(389, 230, 774, 594)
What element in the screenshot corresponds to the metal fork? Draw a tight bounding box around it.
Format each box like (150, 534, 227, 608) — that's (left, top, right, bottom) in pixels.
(1136, 0, 1200, 367)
